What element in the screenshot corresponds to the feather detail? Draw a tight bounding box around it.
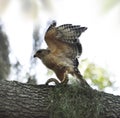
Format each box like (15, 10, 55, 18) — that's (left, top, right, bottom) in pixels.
(56, 24, 87, 43)
(46, 20, 56, 33)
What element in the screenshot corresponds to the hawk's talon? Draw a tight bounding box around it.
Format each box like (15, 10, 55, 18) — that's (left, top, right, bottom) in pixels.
(61, 78, 69, 85)
(45, 78, 60, 85)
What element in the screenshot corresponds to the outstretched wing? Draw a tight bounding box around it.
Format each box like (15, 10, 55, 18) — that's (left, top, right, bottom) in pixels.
(56, 24, 87, 43)
(45, 21, 87, 60)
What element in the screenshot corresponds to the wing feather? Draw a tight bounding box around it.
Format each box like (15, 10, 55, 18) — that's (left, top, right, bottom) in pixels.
(56, 24, 87, 43)
(45, 21, 87, 60)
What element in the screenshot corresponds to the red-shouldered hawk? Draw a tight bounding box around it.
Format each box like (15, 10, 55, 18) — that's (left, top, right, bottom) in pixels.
(34, 21, 87, 85)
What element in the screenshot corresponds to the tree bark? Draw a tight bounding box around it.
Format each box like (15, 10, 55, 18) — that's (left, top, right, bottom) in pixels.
(0, 79, 120, 118)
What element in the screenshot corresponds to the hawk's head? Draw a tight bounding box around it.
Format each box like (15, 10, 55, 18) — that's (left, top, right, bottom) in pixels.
(34, 49, 50, 59)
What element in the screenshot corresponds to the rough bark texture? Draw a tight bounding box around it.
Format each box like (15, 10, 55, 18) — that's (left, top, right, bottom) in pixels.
(0, 79, 120, 118)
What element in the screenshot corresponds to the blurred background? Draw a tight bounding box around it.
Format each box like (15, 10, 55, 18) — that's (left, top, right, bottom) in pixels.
(0, 0, 120, 94)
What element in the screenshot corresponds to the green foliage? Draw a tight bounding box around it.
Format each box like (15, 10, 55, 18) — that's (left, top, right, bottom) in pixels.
(47, 69, 54, 76)
(100, 0, 120, 12)
(49, 85, 100, 118)
(80, 59, 112, 90)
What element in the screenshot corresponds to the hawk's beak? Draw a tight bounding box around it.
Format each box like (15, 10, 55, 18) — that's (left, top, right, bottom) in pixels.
(34, 54, 37, 58)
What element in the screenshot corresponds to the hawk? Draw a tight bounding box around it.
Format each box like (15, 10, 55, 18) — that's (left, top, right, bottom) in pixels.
(34, 21, 87, 85)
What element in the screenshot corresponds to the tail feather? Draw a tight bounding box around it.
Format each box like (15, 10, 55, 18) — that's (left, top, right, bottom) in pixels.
(56, 24, 87, 43)
(74, 69, 90, 88)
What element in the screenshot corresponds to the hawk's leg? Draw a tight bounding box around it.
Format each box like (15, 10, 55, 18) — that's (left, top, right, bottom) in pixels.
(56, 67, 69, 85)
(61, 76, 69, 85)
(46, 67, 69, 85)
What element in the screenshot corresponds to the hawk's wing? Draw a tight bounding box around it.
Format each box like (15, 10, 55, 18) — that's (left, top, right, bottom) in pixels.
(45, 21, 87, 60)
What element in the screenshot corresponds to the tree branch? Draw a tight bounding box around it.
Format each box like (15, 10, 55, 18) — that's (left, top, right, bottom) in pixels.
(0, 79, 120, 118)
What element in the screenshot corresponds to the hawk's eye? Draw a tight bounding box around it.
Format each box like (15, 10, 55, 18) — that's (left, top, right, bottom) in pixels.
(37, 50, 42, 54)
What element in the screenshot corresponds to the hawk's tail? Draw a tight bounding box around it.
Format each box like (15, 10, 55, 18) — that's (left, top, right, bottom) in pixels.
(74, 68, 90, 88)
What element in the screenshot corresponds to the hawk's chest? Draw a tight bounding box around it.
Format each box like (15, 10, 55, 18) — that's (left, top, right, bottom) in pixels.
(42, 53, 75, 76)
(42, 54, 59, 69)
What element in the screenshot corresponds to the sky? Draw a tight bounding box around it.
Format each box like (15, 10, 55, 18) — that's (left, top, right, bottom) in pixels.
(1, 0, 120, 95)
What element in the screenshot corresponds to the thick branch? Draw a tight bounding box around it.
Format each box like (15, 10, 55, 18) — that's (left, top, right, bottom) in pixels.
(0, 80, 120, 118)
(0, 80, 51, 118)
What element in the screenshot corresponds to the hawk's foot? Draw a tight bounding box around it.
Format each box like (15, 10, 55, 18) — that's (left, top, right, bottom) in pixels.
(45, 78, 60, 85)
